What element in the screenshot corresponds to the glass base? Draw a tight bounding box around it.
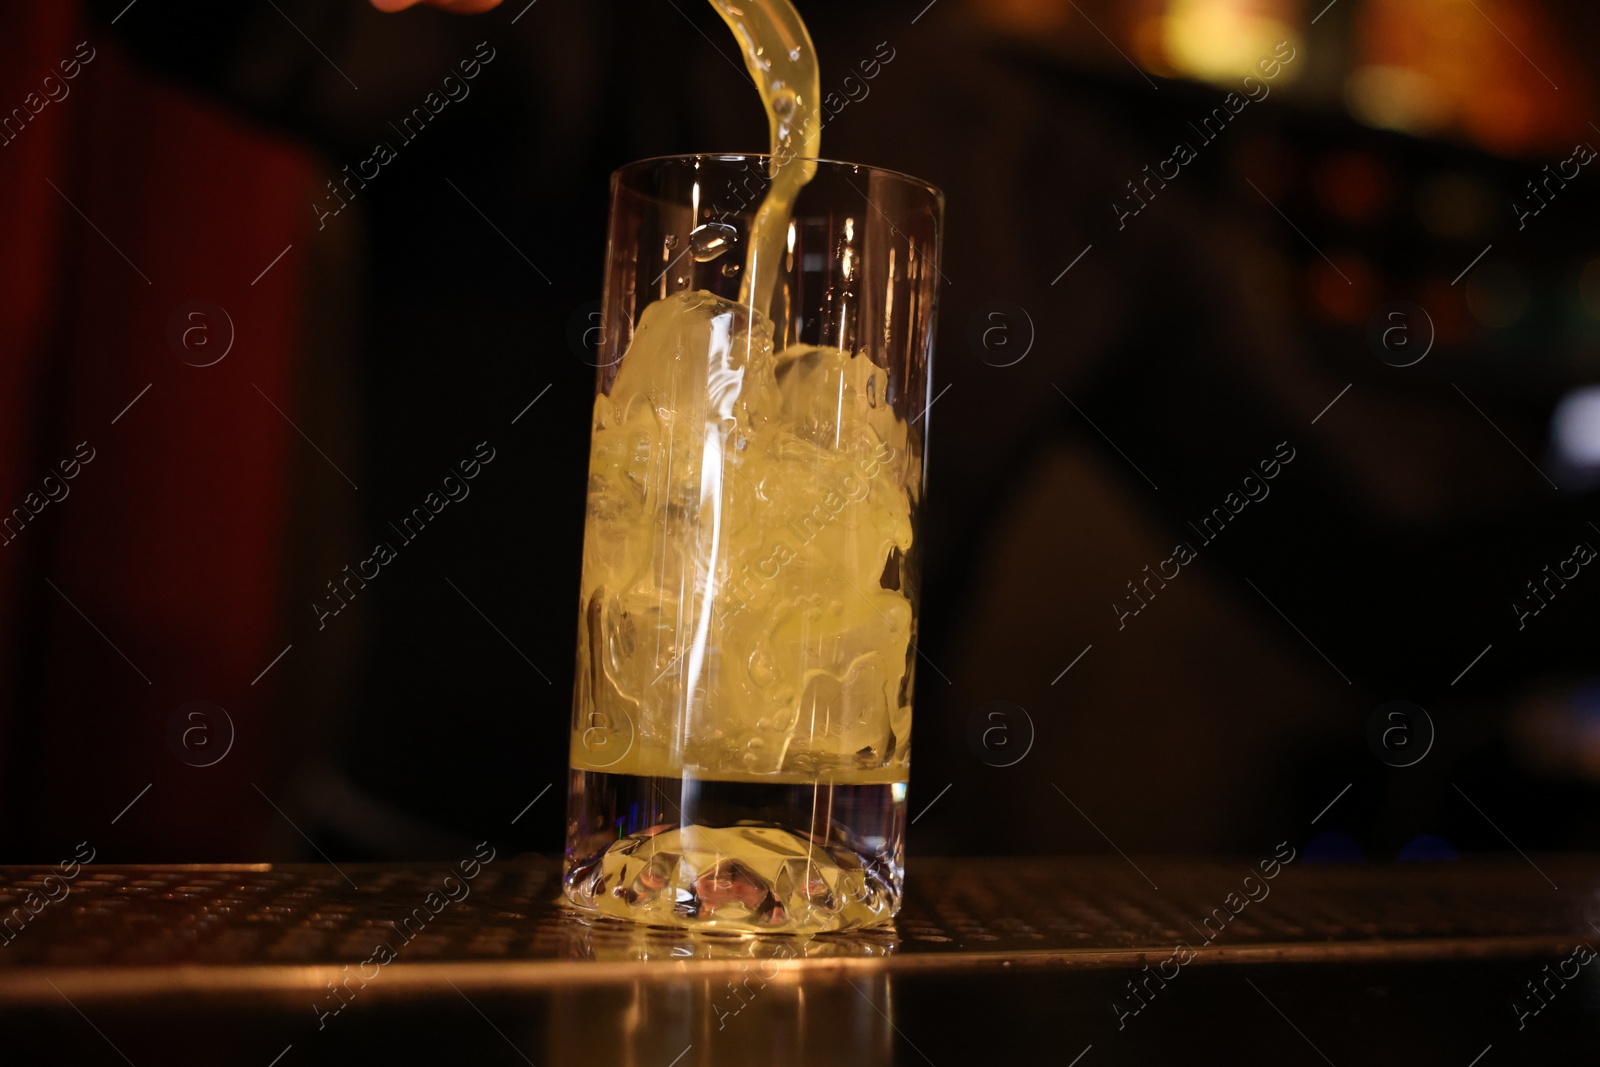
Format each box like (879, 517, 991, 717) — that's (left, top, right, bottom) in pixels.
(563, 769, 905, 933)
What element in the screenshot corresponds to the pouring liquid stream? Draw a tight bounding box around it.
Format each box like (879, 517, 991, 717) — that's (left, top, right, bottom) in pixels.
(705, 0, 822, 313)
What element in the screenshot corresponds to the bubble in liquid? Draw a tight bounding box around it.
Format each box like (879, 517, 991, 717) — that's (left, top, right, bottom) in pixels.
(689, 221, 740, 263)
(664, 233, 680, 249)
(721, 261, 741, 277)
(789, 47, 802, 61)
(772, 87, 797, 121)
(865, 376, 877, 407)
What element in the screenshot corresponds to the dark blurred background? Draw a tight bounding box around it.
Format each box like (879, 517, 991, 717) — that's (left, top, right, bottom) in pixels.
(2, 0, 1598, 866)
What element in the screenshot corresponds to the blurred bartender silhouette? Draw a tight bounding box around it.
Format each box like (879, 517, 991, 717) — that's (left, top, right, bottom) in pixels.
(1, 0, 1597, 863)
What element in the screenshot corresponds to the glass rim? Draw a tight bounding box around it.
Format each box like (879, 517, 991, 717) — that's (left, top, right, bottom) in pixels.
(611, 152, 945, 207)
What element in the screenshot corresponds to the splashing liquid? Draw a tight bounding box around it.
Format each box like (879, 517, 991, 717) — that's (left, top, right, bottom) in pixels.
(566, 0, 914, 932)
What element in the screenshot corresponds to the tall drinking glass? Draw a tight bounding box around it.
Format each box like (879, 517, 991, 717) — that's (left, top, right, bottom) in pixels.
(564, 154, 943, 933)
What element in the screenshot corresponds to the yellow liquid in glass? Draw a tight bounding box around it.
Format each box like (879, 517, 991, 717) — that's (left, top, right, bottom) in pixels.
(571, 1, 912, 788)
(565, 0, 919, 933)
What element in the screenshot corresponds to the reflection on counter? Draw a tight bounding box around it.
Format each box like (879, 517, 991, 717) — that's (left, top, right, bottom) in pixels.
(549, 972, 897, 1067)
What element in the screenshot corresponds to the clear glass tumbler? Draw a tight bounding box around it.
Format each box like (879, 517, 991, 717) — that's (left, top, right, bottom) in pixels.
(563, 154, 943, 933)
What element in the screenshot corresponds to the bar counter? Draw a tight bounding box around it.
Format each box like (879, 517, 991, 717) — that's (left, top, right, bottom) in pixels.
(1, 856, 1592, 1063)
